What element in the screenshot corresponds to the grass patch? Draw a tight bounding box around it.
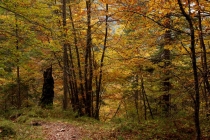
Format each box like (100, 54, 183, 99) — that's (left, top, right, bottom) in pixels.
(112, 116, 195, 140)
(0, 117, 43, 140)
(0, 124, 16, 138)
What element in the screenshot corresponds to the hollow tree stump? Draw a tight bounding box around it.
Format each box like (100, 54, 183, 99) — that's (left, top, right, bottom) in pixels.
(40, 66, 54, 108)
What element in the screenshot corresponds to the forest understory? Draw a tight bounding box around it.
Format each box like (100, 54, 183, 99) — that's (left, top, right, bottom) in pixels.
(0, 107, 210, 140)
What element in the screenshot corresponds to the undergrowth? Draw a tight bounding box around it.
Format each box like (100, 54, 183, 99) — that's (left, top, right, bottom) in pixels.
(0, 107, 209, 139)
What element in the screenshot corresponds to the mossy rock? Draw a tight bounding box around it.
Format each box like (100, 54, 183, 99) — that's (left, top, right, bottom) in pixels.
(0, 126, 16, 138)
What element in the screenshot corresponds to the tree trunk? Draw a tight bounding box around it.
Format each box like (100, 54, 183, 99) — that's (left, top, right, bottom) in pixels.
(95, 3, 109, 120)
(69, 4, 85, 115)
(141, 76, 147, 120)
(162, 13, 171, 116)
(40, 66, 54, 108)
(178, 1, 201, 139)
(15, 11, 21, 109)
(68, 45, 80, 113)
(141, 75, 154, 119)
(84, 0, 92, 117)
(62, 0, 68, 110)
(163, 50, 171, 116)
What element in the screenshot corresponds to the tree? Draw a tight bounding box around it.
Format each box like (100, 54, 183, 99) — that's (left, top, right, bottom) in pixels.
(40, 66, 54, 108)
(95, 3, 109, 120)
(117, 0, 206, 138)
(62, 0, 69, 110)
(55, 0, 112, 118)
(177, 0, 201, 139)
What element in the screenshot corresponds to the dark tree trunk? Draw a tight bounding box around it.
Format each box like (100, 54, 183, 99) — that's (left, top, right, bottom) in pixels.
(162, 13, 171, 116)
(15, 11, 21, 109)
(178, 1, 201, 139)
(134, 75, 140, 122)
(69, 4, 83, 116)
(84, 0, 92, 117)
(162, 50, 170, 115)
(61, 0, 69, 110)
(95, 3, 109, 120)
(141, 75, 154, 119)
(68, 45, 78, 112)
(141, 75, 147, 120)
(40, 66, 54, 108)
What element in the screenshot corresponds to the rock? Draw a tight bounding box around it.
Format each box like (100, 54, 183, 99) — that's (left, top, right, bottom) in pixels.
(31, 121, 42, 126)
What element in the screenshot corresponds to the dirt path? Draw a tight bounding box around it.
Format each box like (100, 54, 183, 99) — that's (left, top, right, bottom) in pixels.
(37, 119, 123, 140)
(42, 122, 82, 140)
(29, 119, 139, 140)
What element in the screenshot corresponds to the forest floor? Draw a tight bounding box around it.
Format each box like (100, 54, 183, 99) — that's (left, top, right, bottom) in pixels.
(42, 120, 116, 140)
(0, 107, 137, 140)
(40, 119, 134, 140)
(0, 107, 210, 140)
(42, 121, 80, 140)
(27, 117, 210, 140)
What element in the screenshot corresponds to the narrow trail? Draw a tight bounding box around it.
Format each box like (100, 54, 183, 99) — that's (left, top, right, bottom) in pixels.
(34, 120, 124, 140)
(39, 120, 136, 140)
(42, 122, 82, 140)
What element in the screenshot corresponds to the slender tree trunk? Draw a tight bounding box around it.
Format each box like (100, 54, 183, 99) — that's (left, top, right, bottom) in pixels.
(68, 45, 77, 111)
(62, 0, 68, 110)
(162, 12, 171, 116)
(141, 75, 154, 119)
(70, 60, 82, 114)
(112, 100, 122, 119)
(84, 0, 93, 117)
(141, 75, 147, 120)
(15, 12, 21, 109)
(162, 49, 171, 116)
(95, 3, 109, 120)
(134, 75, 140, 122)
(178, 1, 201, 139)
(196, 0, 210, 112)
(69, 5, 85, 114)
(88, 43, 93, 116)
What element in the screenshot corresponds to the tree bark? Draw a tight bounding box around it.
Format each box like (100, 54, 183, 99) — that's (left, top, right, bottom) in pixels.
(40, 66, 54, 108)
(162, 12, 171, 116)
(141, 75, 147, 120)
(141, 75, 154, 119)
(62, 0, 68, 110)
(95, 3, 109, 120)
(67, 45, 77, 111)
(69, 6, 86, 116)
(177, 1, 201, 139)
(84, 0, 92, 117)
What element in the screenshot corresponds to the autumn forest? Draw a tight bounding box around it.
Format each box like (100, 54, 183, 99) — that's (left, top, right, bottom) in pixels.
(0, 0, 210, 139)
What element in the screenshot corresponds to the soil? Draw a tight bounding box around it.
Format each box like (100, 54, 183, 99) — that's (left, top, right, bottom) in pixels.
(42, 122, 81, 140)
(41, 121, 117, 140)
